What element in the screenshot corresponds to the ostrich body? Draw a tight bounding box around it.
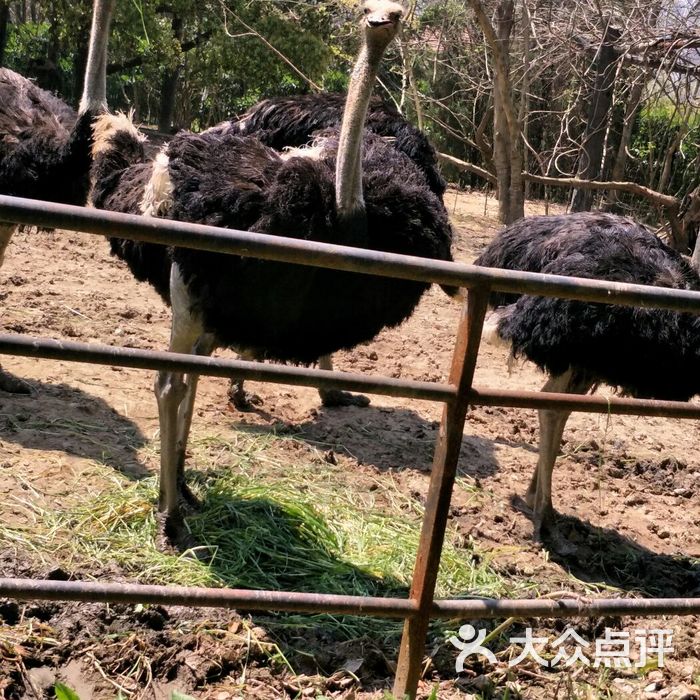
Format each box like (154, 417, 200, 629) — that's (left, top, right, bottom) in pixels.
(231, 92, 446, 199)
(474, 212, 700, 548)
(0, 0, 114, 392)
(91, 0, 454, 536)
(217, 64, 448, 409)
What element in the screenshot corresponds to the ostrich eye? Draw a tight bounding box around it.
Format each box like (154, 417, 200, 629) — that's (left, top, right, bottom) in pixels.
(363, 6, 370, 14)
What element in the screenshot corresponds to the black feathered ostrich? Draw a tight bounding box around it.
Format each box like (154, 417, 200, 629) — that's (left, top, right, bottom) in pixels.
(90, 0, 454, 538)
(216, 67, 449, 409)
(232, 92, 446, 199)
(0, 0, 115, 393)
(475, 212, 700, 552)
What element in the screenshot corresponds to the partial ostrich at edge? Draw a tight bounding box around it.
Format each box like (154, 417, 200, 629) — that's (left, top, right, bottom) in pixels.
(475, 212, 700, 551)
(0, 0, 115, 393)
(90, 0, 454, 538)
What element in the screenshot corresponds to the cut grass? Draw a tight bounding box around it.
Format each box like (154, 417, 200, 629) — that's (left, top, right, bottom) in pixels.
(0, 429, 525, 645)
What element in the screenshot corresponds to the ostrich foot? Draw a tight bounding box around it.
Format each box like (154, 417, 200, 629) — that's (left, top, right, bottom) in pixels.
(0, 369, 32, 394)
(228, 386, 263, 412)
(156, 514, 201, 553)
(532, 508, 577, 557)
(155, 482, 201, 548)
(177, 478, 201, 509)
(320, 389, 370, 408)
(155, 507, 202, 553)
(155, 510, 187, 550)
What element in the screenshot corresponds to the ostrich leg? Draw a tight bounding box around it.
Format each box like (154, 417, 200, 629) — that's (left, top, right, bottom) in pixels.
(228, 353, 371, 409)
(318, 354, 370, 407)
(0, 223, 14, 267)
(526, 368, 593, 549)
(155, 267, 205, 537)
(0, 223, 31, 394)
(173, 332, 216, 506)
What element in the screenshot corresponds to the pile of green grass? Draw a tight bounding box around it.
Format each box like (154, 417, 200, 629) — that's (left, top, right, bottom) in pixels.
(0, 429, 521, 641)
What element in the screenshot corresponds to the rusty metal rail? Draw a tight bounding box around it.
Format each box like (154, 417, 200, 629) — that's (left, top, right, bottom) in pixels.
(2, 333, 700, 419)
(3, 195, 700, 313)
(0, 195, 699, 700)
(2, 578, 700, 619)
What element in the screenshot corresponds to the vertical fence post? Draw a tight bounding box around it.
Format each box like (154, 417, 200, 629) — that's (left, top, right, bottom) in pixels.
(393, 286, 491, 699)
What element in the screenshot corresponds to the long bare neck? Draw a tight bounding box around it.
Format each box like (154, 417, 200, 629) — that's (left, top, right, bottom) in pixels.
(79, 0, 115, 115)
(335, 41, 385, 219)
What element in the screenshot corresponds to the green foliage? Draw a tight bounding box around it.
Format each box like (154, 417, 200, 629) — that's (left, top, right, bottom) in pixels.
(4, 21, 52, 71)
(53, 683, 81, 700)
(2, 0, 335, 123)
(628, 102, 700, 197)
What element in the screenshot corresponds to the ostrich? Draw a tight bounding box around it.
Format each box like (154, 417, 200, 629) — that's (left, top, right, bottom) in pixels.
(214, 74, 449, 409)
(474, 211, 700, 551)
(231, 92, 446, 199)
(0, 0, 115, 393)
(90, 0, 454, 537)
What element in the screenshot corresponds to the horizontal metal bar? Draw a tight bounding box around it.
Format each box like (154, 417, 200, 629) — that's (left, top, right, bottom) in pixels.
(0, 333, 456, 403)
(433, 596, 700, 619)
(468, 387, 700, 419)
(0, 578, 417, 618)
(2, 195, 700, 313)
(1, 578, 698, 620)
(2, 334, 697, 419)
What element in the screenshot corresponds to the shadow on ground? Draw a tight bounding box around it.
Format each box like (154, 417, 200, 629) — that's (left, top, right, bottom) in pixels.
(231, 403, 500, 478)
(179, 470, 411, 678)
(184, 469, 407, 599)
(540, 511, 700, 597)
(0, 380, 148, 479)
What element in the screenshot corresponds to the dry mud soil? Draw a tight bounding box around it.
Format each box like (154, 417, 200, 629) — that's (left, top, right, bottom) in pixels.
(0, 190, 699, 699)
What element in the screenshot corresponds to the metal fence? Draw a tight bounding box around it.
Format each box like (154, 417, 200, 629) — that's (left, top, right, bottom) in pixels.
(1, 194, 699, 699)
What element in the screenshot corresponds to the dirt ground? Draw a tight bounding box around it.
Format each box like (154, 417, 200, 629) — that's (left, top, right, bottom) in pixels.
(0, 189, 699, 699)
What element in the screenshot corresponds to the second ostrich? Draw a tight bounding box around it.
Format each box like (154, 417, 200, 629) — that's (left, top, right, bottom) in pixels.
(91, 0, 454, 537)
(475, 212, 700, 550)
(0, 0, 115, 392)
(213, 67, 449, 409)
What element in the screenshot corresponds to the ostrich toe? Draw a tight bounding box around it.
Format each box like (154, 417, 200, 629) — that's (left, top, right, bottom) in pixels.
(532, 507, 577, 556)
(228, 384, 263, 411)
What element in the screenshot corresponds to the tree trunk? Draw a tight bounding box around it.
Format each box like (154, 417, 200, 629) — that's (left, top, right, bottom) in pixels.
(158, 69, 181, 132)
(692, 223, 700, 272)
(0, 1, 9, 67)
(603, 77, 644, 212)
(469, 0, 523, 224)
(158, 14, 184, 133)
(505, 0, 524, 222)
(657, 128, 683, 195)
(492, 63, 512, 223)
(570, 21, 620, 212)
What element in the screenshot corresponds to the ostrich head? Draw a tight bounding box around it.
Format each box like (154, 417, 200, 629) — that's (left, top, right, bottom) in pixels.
(361, 0, 404, 58)
(79, 0, 116, 115)
(335, 0, 405, 227)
